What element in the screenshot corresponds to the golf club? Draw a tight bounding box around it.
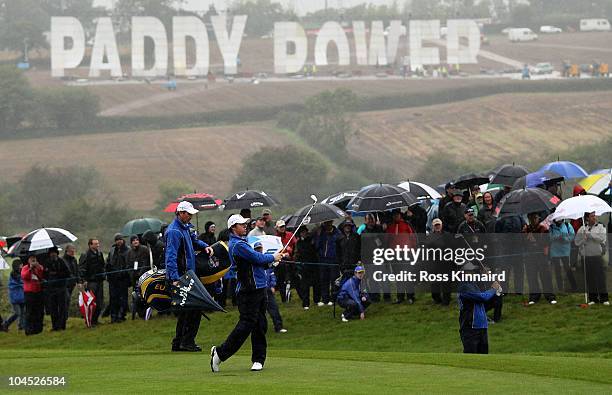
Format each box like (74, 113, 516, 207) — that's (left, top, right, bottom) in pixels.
(275, 195, 318, 265)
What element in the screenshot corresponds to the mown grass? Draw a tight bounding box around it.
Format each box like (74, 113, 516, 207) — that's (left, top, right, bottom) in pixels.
(0, 292, 610, 393)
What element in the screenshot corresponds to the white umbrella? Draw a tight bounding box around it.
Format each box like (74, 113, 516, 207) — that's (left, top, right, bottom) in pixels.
(549, 195, 611, 304)
(550, 195, 612, 221)
(10, 228, 78, 256)
(398, 181, 442, 200)
(0, 255, 9, 270)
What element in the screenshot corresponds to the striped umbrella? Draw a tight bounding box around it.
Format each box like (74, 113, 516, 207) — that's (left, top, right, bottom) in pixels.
(9, 228, 77, 256)
(578, 172, 611, 195)
(397, 181, 442, 200)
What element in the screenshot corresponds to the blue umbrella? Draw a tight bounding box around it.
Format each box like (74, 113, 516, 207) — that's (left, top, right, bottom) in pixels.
(538, 161, 588, 179)
(512, 170, 564, 190)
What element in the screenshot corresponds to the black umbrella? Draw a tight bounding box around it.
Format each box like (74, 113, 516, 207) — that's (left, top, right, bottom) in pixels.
(512, 170, 565, 190)
(320, 191, 359, 210)
(223, 190, 278, 210)
(452, 173, 490, 189)
(286, 203, 347, 228)
(496, 188, 561, 217)
(489, 164, 529, 186)
(347, 184, 417, 213)
(171, 270, 226, 313)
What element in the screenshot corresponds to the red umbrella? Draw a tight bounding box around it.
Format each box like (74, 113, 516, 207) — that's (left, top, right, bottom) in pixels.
(79, 290, 97, 328)
(164, 193, 221, 212)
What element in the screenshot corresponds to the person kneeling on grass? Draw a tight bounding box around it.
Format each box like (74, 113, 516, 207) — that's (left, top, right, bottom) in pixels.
(336, 266, 369, 322)
(458, 263, 502, 354)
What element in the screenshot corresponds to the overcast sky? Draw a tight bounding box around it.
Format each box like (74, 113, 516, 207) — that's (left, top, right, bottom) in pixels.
(92, 0, 408, 16)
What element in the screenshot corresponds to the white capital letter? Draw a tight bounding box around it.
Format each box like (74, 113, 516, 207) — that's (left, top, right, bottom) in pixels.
(173, 16, 209, 77)
(132, 17, 168, 77)
(409, 20, 440, 71)
(51, 17, 85, 77)
(446, 19, 480, 65)
(274, 22, 307, 74)
(212, 15, 247, 75)
(314, 21, 350, 66)
(89, 18, 122, 77)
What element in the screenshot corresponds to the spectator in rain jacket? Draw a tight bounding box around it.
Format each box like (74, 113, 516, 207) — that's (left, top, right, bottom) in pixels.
(315, 221, 342, 305)
(22, 254, 45, 335)
(336, 220, 361, 275)
(441, 191, 467, 234)
(549, 219, 577, 292)
(337, 266, 368, 321)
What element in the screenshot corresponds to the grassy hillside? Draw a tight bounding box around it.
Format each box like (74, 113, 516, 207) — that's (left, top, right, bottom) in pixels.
(348, 90, 612, 179)
(0, 123, 291, 210)
(1, 294, 610, 393)
(1, 90, 611, 210)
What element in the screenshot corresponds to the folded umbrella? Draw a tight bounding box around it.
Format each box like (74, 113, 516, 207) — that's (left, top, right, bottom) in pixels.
(286, 203, 347, 228)
(512, 170, 564, 190)
(222, 190, 278, 211)
(78, 290, 96, 328)
(496, 188, 561, 217)
(397, 181, 442, 200)
(171, 270, 226, 313)
(538, 161, 588, 179)
(488, 164, 529, 186)
(320, 191, 359, 210)
(347, 183, 417, 213)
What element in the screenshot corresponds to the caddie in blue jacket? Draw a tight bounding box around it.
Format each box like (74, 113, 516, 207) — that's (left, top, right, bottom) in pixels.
(337, 266, 368, 321)
(164, 201, 213, 353)
(458, 269, 501, 354)
(211, 214, 285, 373)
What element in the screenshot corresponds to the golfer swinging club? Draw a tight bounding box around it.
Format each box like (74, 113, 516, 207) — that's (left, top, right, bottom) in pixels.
(211, 214, 285, 372)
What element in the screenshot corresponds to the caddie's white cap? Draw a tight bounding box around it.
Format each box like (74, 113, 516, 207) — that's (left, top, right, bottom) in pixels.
(228, 214, 250, 228)
(177, 201, 199, 215)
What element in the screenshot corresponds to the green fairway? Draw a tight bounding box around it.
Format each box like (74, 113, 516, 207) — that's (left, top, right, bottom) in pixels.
(1, 294, 611, 393)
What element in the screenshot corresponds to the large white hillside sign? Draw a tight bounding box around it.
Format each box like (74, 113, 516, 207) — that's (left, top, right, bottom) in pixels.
(51, 16, 481, 77)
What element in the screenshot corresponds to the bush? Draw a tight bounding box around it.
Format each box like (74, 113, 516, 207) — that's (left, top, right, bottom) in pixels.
(37, 88, 100, 130)
(276, 111, 302, 131)
(0, 66, 35, 132)
(232, 145, 330, 207)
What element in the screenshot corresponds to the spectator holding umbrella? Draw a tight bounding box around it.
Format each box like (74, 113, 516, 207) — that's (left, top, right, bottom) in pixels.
(22, 254, 45, 335)
(574, 212, 609, 305)
(523, 213, 556, 305)
(107, 234, 130, 323)
(294, 226, 320, 310)
(549, 219, 577, 292)
(315, 220, 341, 306)
(43, 247, 71, 331)
(79, 239, 106, 327)
(387, 209, 416, 304)
(336, 220, 361, 277)
(63, 244, 79, 322)
(477, 192, 496, 233)
(199, 222, 217, 245)
(1, 260, 25, 332)
(441, 190, 467, 234)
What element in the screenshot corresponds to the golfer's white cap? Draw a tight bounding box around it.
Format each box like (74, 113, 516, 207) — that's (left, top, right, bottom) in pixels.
(228, 214, 249, 228)
(177, 201, 199, 215)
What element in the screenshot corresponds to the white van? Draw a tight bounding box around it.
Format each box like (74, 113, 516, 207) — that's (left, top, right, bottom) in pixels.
(580, 19, 611, 32)
(508, 28, 538, 42)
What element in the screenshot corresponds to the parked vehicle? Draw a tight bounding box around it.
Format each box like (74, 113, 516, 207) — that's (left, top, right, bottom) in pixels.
(540, 26, 562, 33)
(532, 62, 554, 74)
(580, 19, 611, 32)
(508, 28, 538, 42)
